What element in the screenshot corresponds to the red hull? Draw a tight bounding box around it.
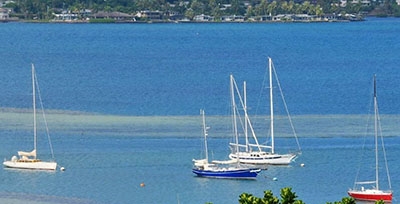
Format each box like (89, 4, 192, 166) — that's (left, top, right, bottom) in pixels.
(348, 191, 392, 202)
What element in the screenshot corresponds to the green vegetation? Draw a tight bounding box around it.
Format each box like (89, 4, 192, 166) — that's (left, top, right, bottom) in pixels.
(3, 0, 400, 21)
(326, 197, 356, 204)
(236, 187, 386, 204)
(89, 18, 116, 23)
(238, 187, 304, 204)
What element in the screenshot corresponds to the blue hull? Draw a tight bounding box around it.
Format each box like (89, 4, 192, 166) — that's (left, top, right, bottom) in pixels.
(192, 168, 260, 179)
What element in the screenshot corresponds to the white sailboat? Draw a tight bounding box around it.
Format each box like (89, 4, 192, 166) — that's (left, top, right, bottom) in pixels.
(3, 64, 57, 171)
(228, 57, 301, 165)
(348, 75, 392, 202)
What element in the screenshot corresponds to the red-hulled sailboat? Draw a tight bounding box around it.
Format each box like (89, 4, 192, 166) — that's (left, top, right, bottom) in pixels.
(347, 75, 392, 202)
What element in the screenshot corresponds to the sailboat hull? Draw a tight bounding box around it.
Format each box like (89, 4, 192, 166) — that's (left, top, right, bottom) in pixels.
(3, 160, 57, 171)
(192, 168, 260, 179)
(229, 152, 296, 165)
(348, 190, 392, 202)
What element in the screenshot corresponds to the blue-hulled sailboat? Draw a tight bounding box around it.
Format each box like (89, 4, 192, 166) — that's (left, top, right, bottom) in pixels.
(192, 110, 261, 179)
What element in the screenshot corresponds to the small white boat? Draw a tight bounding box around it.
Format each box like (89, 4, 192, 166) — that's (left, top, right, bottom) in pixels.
(3, 64, 57, 171)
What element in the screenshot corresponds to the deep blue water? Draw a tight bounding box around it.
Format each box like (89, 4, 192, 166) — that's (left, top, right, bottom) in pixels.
(0, 18, 400, 204)
(1, 18, 400, 116)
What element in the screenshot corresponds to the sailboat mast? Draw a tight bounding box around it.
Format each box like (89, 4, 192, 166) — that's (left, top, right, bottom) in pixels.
(230, 75, 239, 153)
(269, 57, 275, 154)
(374, 75, 379, 190)
(244, 81, 249, 152)
(32, 64, 37, 157)
(201, 109, 208, 161)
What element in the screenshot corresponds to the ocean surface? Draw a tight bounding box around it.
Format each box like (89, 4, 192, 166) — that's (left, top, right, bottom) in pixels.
(0, 17, 399, 203)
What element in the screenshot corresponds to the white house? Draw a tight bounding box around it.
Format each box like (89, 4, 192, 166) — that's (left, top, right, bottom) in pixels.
(0, 7, 9, 20)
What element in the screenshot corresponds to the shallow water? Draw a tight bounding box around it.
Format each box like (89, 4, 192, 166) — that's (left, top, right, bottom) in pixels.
(0, 111, 399, 203)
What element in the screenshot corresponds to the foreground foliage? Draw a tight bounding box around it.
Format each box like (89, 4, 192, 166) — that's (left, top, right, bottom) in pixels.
(238, 188, 387, 204)
(239, 187, 304, 204)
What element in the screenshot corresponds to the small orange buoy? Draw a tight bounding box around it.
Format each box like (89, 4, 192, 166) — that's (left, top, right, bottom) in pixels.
(140, 183, 145, 187)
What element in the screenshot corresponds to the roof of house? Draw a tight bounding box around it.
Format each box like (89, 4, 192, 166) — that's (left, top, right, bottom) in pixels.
(93, 11, 133, 18)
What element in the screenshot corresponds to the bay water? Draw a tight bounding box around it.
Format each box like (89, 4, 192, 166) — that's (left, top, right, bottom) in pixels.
(0, 18, 399, 203)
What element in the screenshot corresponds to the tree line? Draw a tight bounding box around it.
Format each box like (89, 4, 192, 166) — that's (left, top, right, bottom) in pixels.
(4, 0, 400, 20)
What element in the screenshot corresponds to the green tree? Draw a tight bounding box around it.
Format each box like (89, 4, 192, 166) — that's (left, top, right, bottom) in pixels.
(281, 187, 304, 204)
(300, 1, 311, 14)
(239, 187, 303, 204)
(255, 0, 269, 16)
(239, 192, 263, 204)
(209, 0, 222, 19)
(266, 1, 277, 16)
(190, 0, 205, 15)
(184, 8, 195, 19)
(174, 0, 189, 15)
(262, 190, 279, 204)
(314, 4, 324, 16)
(5, 2, 20, 13)
(228, 0, 245, 15)
(245, 5, 254, 18)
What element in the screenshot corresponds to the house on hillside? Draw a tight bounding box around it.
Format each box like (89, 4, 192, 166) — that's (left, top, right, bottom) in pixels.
(0, 7, 9, 20)
(53, 13, 78, 21)
(92, 11, 134, 21)
(221, 15, 245, 22)
(193, 14, 213, 21)
(136, 10, 163, 21)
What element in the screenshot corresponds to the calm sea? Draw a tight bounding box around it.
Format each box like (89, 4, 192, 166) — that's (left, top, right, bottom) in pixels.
(0, 17, 399, 203)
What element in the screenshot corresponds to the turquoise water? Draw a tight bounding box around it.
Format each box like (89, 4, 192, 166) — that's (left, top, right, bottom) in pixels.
(0, 117, 399, 203)
(0, 18, 400, 203)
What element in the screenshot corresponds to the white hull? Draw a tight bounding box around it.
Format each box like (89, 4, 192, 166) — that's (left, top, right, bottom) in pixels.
(229, 152, 296, 165)
(3, 160, 57, 171)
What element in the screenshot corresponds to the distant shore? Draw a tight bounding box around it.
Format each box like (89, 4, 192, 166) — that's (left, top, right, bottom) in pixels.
(0, 13, 367, 24)
(0, 19, 361, 24)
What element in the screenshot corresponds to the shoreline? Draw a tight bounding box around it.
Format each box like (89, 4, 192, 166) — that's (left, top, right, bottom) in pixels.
(0, 15, 370, 24)
(1, 19, 358, 24)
